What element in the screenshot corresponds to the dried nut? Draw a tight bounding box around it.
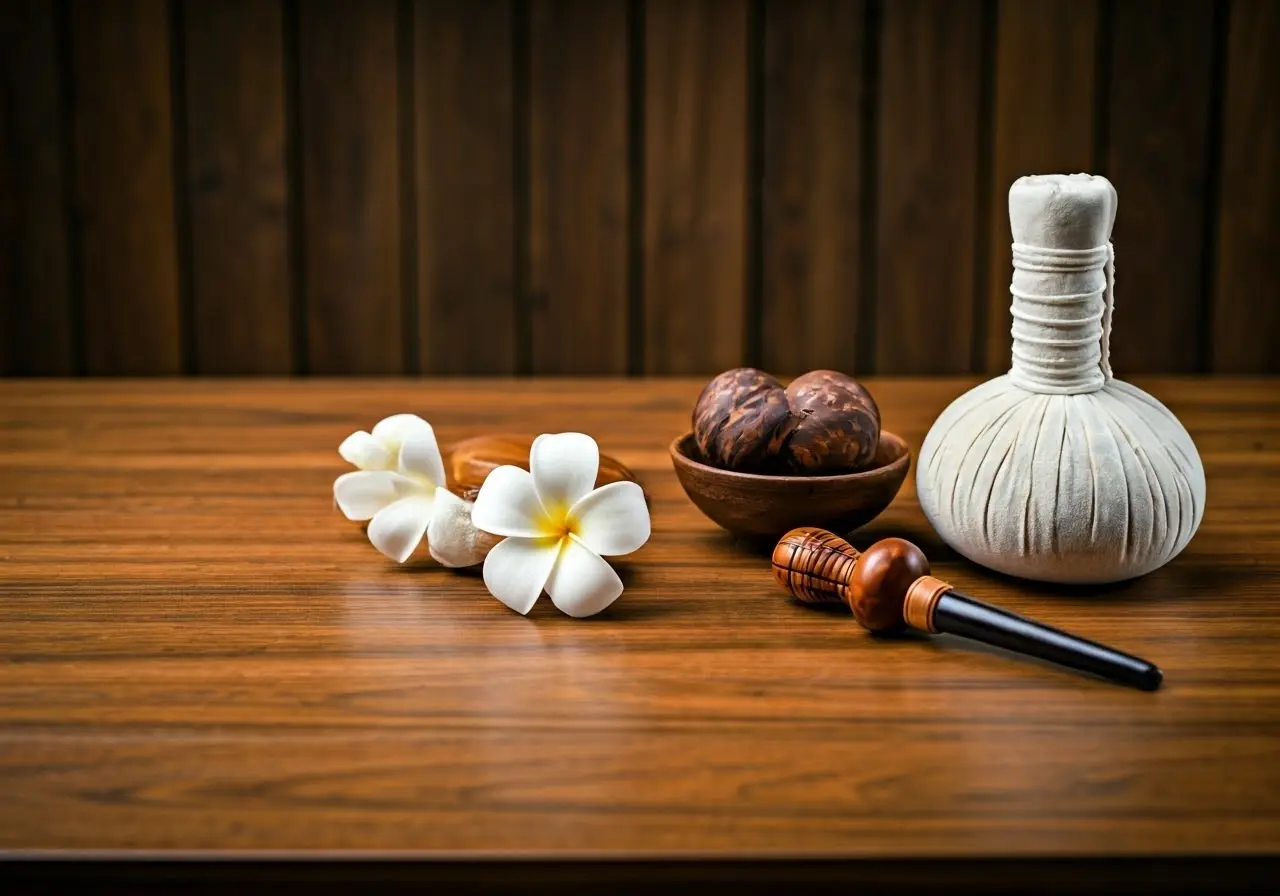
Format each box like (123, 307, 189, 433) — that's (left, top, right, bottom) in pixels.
(447, 434, 640, 500)
(691, 367, 882, 475)
(784, 369, 881, 474)
(692, 367, 796, 473)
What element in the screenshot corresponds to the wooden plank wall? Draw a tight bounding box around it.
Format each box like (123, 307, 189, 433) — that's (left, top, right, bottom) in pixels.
(1, 0, 1276, 376)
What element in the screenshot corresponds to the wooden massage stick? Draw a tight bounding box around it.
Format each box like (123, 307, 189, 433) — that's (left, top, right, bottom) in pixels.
(772, 527, 1163, 691)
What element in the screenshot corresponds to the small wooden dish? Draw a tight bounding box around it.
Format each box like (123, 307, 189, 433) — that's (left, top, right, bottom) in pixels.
(669, 431, 911, 540)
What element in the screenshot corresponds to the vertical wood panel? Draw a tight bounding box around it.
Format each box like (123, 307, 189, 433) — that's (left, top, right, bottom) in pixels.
(984, 0, 1099, 374)
(70, 0, 181, 374)
(528, 0, 628, 374)
(298, 0, 402, 374)
(414, 0, 516, 375)
(644, 0, 748, 375)
(0, 1, 1269, 378)
(875, 0, 982, 375)
(183, 0, 292, 374)
(0, 0, 74, 375)
(761, 0, 864, 375)
(1106, 0, 1214, 374)
(1213, 0, 1280, 373)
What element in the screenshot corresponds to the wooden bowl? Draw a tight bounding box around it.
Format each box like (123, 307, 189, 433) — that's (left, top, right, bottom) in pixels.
(669, 431, 911, 540)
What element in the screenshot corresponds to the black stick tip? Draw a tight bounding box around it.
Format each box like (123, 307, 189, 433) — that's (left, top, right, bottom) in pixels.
(1136, 664, 1164, 692)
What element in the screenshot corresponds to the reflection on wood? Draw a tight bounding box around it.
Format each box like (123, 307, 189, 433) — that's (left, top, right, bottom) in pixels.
(1, 378, 1278, 866)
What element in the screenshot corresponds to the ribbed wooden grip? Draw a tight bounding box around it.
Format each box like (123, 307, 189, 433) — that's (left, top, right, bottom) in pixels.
(771, 527, 861, 606)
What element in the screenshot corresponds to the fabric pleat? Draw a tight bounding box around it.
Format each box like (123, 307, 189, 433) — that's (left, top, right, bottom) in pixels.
(917, 377, 1205, 583)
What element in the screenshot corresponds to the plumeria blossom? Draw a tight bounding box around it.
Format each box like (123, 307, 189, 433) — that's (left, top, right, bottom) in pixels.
(471, 433, 650, 618)
(333, 414, 462, 565)
(338, 413, 430, 472)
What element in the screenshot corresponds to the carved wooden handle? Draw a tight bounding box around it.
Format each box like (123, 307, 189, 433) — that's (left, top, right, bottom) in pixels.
(772, 527, 932, 632)
(770, 526, 861, 606)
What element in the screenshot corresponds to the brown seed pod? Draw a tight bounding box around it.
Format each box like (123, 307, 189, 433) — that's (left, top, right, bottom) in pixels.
(447, 434, 640, 501)
(692, 368, 796, 473)
(784, 370, 881, 474)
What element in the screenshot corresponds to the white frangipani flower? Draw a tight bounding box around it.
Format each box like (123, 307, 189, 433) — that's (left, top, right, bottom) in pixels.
(334, 414, 453, 564)
(338, 413, 433, 472)
(471, 433, 650, 618)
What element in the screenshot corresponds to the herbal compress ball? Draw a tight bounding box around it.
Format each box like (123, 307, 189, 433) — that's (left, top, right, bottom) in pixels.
(916, 174, 1205, 584)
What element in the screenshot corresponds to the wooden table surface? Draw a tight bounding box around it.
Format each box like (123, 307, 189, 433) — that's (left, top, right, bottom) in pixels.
(1, 378, 1278, 877)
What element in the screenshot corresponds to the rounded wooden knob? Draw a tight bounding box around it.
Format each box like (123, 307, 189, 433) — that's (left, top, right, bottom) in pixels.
(847, 538, 930, 631)
(772, 527, 932, 632)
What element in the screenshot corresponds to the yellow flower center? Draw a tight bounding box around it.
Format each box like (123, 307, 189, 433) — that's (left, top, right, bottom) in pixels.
(538, 502, 579, 541)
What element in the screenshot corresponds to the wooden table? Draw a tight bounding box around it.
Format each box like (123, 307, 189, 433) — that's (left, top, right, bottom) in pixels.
(2, 379, 1277, 889)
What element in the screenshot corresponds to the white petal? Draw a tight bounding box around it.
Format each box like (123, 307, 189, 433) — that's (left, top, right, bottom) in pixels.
(482, 536, 562, 615)
(471, 465, 547, 538)
(338, 431, 393, 470)
(367, 496, 435, 563)
(334, 470, 420, 521)
(570, 481, 651, 556)
(545, 537, 624, 618)
(398, 426, 446, 488)
(371, 414, 433, 444)
(531, 432, 599, 514)
(427, 488, 488, 568)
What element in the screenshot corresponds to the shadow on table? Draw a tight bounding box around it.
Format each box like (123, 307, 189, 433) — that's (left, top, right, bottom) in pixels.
(707, 517, 1252, 612)
(386, 558, 681, 621)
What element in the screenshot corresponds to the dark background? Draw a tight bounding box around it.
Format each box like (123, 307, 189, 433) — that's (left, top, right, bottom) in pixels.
(1, 0, 1275, 377)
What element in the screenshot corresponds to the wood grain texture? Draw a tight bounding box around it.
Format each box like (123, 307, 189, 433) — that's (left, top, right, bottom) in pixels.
(0, 0, 74, 375)
(70, 0, 181, 375)
(875, 0, 982, 375)
(528, 0, 629, 374)
(298, 0, 402, 374)
(1105, 0, 1214, 374)
(761, 0, 864, 375)
(414, 0, 517, 375)
(1, 377, 1278, 865)
(1213, 0, 1280, 373)
(183, 0, 292, 374)
(984, 0, 1099, 374)
(644, 0, 748, 374)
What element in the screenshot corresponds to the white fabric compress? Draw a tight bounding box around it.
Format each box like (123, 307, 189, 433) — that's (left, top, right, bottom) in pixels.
(916, 174, 1205, 584)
